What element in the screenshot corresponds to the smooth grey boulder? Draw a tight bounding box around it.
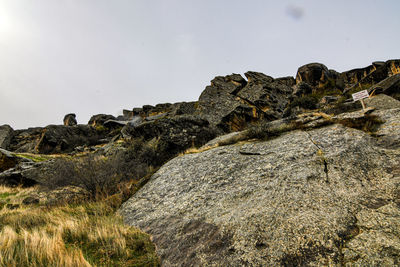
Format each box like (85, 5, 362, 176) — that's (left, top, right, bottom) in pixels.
(120, 108, 400, 266)
(0, 125, 13, 149)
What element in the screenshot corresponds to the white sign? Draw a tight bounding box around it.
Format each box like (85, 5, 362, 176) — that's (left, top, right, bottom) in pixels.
(352, 90, 369, 102)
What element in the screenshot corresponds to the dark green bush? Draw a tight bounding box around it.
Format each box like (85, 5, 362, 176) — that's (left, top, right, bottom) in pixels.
(290, 95, 319, 110)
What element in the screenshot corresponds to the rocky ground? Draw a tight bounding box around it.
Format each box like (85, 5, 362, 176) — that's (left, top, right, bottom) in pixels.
(1, 59, 400, 266)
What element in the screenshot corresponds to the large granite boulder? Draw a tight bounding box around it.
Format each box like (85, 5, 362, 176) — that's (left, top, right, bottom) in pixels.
(120, 107, 400, 266)
(0, 125, 13, 149)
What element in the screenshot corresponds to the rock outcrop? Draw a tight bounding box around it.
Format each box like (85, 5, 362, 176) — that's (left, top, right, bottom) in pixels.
(120, 101, 400, 266)
(0, 125, 13, 149)
(0, 148, 18, 172)
(88, 114, 116, 127)
(197, 72, 292, 132)
(2, 59, 400, 265)
(296, 62, 332, 88)
(122, 115, 217, 162)
(63, 113, 77, 126)
(35, 125, 110, 154)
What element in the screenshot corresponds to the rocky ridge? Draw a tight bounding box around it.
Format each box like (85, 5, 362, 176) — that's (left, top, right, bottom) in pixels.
(1, 59, 400, 265)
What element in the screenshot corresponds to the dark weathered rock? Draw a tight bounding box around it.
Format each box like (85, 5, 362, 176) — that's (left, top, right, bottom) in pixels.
(122, 115, 217, 160)
(292, 81, 313, 97)
(296, 63, 331, 87)
(88, 114, 116, 126)
(22, 196, 39, 205)
(197, 74, 252, 131)
(122, 109, 134, 120)
(340, 64, 378, 86)
(275, 76, 296, 87)
(343, 59, 400, 95)
(9, 127, 43, 153)
(198, 72, 292, 132)
(369, 74, 400, 100)
(0, 148, 18, 172)
(120, 107, 400, 266)
(6, 204, 20, 210)
(0, 125, 13, 149)
(63, 113, 77, 126)
(172, 101, 197, 116)
(0, 160, 39, 187)
(35, 125, 109, 154)
(238, 71, 292, 115)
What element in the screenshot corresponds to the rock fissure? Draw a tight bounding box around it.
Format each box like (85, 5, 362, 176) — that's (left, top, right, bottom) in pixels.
(304, 131, 330, 183)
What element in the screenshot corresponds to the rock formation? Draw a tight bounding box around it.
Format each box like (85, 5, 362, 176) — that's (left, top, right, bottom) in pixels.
(1, 59, 400, 265)
(120, 98, 400, 266)
(0, 125, 13, 149)
(63, 113, 77, 126)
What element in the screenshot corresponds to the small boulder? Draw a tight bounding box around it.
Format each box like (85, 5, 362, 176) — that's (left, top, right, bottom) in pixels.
(22, 196, 40, 205)
(63, 113, 77, 126)
(6, 204, 20, 210)
(88, 114, 116, 127)
(0, 125, 14, 149)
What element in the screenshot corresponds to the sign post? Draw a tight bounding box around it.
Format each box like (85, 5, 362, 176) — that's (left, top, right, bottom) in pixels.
(352, 90, 369, 111)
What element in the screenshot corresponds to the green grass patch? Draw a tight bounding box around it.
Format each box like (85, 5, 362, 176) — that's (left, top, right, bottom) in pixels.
(0, 192, 17, 199)
(13, 153, 51, 162)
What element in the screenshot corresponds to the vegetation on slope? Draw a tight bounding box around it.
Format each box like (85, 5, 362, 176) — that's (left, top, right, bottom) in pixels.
(0, 185, 159, 267)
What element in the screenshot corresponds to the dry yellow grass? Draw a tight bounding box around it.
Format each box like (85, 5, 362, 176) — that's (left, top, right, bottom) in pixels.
(180, 144, 219, 155)
(0, 186, 159, 267)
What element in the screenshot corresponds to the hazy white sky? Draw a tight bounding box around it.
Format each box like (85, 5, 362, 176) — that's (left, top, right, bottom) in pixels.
(0, 0, 399, 129)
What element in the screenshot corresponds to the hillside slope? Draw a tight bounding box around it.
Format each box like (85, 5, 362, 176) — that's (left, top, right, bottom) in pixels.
(120, 98, 400, 266)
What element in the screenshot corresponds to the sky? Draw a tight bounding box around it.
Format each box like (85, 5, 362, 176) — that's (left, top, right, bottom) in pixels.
(0, 0, 399, 129)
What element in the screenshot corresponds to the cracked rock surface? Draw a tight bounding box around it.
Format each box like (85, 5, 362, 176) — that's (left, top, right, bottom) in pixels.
(120, 107, 400, 266)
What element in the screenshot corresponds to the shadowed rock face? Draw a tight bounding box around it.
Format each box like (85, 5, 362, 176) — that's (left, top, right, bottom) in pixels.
(296, 62, 331, 88)
(9, 125, 111, 154)
(122, 115, 217, 163)
(120, 107, 400, 266)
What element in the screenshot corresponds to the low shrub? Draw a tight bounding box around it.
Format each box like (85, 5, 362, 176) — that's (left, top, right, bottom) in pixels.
(43, 138, 161, 201)
(290, 95, 320, 110)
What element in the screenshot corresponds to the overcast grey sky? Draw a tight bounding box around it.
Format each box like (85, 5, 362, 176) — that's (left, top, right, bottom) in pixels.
(0, 0, 399, 129)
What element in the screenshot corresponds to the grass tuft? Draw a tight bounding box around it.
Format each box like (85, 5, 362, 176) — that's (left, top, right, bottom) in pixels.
(0, 186, 159, 266)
